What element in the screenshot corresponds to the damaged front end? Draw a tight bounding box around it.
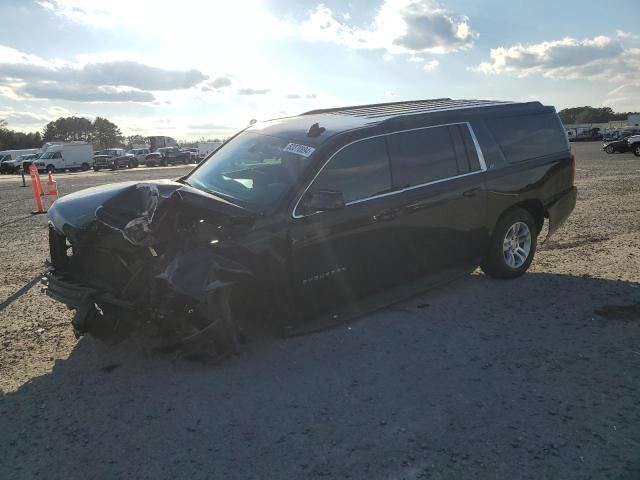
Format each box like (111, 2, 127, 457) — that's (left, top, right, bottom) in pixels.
(44, 180, 257, 355)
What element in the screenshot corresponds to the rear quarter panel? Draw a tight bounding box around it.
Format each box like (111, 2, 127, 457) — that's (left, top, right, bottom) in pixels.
(470, 115, 574, 237)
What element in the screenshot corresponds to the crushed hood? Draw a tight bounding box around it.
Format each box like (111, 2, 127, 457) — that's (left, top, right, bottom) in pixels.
(48, 180, 252, 245)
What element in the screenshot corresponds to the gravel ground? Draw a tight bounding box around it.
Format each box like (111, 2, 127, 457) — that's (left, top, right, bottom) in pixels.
(1, 144, 639, 479)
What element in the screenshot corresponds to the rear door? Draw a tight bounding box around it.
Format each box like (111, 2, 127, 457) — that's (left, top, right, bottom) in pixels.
(289, 136, 400, 314)
(385, 123, 488, 276)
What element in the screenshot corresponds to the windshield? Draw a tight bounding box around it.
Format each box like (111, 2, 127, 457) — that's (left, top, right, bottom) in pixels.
(187, 132, 316, 211)
(0, 155, 8, 162)
(41, 151, 57, 159)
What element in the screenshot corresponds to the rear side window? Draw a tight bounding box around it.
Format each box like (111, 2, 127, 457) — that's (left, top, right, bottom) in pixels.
(487, 113, 568, 163)
(309, 136, 392, 203)
(388, 124, 480, 187)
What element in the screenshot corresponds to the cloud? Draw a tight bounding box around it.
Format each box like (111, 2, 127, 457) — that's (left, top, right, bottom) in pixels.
(423, 59, 439, 71)
(237, 88, 270, 95)
(210, 76, 232, 88)
(603, 83, 640, 112)
(20, 83, 155, 102)
(201, 76, 233, 92)
(475, 35, 640, 83)
(300, 0, 476, 56)
(79, 62, 206, 90)
(392, 1, 475, 53)
(0, 44, 207, 103)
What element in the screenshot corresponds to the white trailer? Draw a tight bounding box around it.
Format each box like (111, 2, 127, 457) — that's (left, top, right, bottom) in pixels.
(197, 141, 223, 158)
(33, 142, 93, 173)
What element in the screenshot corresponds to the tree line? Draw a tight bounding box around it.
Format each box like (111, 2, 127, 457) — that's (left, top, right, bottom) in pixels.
(558, 106, 637, 125)
(0, 119, 42, 151)
(42, 116, 124, 150)
(0, 116, 143, 151)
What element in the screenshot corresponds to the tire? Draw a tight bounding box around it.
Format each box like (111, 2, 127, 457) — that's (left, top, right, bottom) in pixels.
(634, 145, 640, 157)
(110, 160, 119, 171)
(128, 159, 135, 168)
(93, 167, 101, 172)
(46, 165, 55, 174)
(481, 207, 538, 279)
(605, 145, 615, 154)
(81, 163, 90, 171)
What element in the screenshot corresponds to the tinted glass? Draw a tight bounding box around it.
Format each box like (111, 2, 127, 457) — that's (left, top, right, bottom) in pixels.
(487, 113, 568, 163)
(389, 125, 458, 187)
(188, 132, 316, 211)
(309, 136, 391, 203)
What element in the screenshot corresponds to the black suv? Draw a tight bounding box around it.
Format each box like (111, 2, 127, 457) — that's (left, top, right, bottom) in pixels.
(44, 99, 577, 354)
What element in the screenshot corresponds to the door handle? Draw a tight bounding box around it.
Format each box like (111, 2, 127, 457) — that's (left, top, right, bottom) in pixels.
(463, 187, 480, 197)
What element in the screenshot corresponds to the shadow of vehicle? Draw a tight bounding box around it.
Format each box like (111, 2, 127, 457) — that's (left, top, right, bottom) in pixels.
(1, 272, 639, 479)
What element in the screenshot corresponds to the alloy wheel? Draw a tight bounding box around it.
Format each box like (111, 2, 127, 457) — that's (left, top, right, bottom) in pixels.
(502, 221, 532, 269)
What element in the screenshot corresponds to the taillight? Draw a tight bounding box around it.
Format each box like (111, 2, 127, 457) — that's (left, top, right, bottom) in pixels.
(569, 151, 576, 185)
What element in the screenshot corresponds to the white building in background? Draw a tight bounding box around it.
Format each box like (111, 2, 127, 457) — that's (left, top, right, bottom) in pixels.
(628, 114, 640, 127)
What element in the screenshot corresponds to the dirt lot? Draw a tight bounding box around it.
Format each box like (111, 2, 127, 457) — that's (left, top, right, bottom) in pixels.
(1, 144, 639, 479)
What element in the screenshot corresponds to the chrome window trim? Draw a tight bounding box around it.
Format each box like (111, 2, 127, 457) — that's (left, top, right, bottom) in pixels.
(292, 121, 487, 219)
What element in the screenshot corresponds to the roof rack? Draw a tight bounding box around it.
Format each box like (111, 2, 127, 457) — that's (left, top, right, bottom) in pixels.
(301, 98, 513, 120)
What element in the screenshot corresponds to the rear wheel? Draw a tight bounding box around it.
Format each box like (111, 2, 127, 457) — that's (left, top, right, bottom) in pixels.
(634, 145, 640, 157)
(93, 167, 101, 172)
(128, 159, 136, 168)
(481, 208, 537, 279)
(46, 165, 55, 173)
(81, 162, 90, 171)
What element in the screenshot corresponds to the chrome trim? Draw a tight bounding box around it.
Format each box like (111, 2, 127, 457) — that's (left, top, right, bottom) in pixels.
(466, 123, 487, 171)
(345, 169, 484, 206)
(292, 121, 488, 219)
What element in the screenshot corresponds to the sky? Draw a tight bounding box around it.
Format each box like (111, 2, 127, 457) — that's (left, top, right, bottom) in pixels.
(0, 0, 638, 140)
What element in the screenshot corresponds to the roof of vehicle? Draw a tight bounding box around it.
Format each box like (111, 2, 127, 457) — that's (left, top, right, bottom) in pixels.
(246, 98, 549, 146)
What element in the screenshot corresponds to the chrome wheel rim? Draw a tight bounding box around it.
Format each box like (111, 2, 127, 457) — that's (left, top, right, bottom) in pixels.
(502, 221, 531, 269)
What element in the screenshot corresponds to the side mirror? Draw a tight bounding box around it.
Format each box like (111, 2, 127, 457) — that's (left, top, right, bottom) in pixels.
(301, 189, 346, 214)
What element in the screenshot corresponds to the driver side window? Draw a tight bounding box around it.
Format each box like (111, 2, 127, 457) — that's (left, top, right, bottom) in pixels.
(309, 136, 392, 204)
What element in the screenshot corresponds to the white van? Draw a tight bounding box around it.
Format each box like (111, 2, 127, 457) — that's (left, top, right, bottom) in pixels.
(33, 142, 93, 173)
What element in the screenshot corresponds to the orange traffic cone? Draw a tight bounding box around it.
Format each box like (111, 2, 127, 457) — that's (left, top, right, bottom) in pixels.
(29, 164, 45, 215)
(47, 171, 58, 207)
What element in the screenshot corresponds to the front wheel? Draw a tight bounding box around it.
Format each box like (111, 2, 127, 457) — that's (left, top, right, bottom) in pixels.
(605, 145, 615, 154)
(46, 165, 55, 173)
(481, 208, 537, 279)
(634, 145, 640, 157)
(81, 162, 90, 171)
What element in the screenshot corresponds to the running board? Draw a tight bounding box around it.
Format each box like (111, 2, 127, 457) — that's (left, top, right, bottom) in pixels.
(285, 261, 477, 337)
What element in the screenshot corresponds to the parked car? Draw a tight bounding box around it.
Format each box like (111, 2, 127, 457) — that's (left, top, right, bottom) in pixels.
(0, 152, 40, 174)
(144, 146, 191, 166)
(0, 148, 41, 174)
(626, 135, 640, 156)
(603, 136, 631, 154)
(30, 142, 93, 173)
(44, 98, 576, 355)
(93, 148, 136, 171)
(185, 148, 200, 162)
(126, 148, 151, 164)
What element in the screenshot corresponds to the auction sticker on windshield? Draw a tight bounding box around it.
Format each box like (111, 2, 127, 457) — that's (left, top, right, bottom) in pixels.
(283, 143, 316, 158)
